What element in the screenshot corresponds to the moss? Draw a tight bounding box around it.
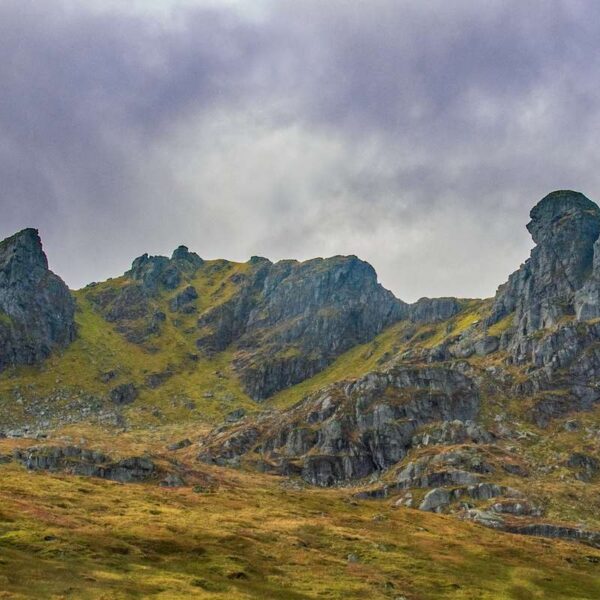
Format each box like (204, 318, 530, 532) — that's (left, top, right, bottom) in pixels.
(487, 312, 515, 337)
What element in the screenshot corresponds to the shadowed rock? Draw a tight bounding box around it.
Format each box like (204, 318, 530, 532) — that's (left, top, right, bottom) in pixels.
(0, 228, 75, 371)
(196, 255, 407, 399)
(13, 445, 156, 483)
(199, 364, 480, 486)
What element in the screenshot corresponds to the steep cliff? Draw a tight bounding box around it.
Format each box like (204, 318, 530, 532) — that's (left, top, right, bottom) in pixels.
(0, 229, 75, 371)
(487, 190, 600, 349)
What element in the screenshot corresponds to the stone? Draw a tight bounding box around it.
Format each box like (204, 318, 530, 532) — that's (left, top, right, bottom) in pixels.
(226, 408, 246, 423)
(490, 500, 542, 517)
(419, 488, 452, 512)
(100, 370, 117, 383)
(474, 336, 499, 356)
(145, 370, 173, 389)
(13, 445, 156, 483)
(167, 439, 192, 451)
(159, 473, 186, 487)
(110, 383, 138, 405)
(169, 285, 198, 312)
(411, 420, 493, 447)
(566, 452, 599, 481)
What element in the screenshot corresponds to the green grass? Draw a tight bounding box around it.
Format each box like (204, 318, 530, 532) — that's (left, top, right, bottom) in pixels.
(487, 312, 515, 337)
(0, 260, 260, 428)
(0, 451, 598, 600)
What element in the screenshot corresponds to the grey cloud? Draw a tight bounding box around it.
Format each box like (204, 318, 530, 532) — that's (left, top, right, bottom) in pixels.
(1, 0, 600, 300)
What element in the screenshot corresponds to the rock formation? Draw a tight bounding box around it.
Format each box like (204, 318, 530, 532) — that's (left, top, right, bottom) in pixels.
(199, 364, 480, 485)
(487, 190, 600, 351)
(0, 229, 75, 371)
(197, 255, 407, 399)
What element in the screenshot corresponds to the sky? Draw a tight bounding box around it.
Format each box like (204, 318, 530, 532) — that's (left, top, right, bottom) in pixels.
(2, 0, 600, 301)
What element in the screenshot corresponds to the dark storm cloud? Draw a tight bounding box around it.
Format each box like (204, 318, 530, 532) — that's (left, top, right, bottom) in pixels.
(2, 0, 600, 300)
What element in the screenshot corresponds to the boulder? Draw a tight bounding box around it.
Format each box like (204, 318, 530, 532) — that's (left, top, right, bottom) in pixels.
(110, 383, 138, 405)
(419, 488, 453, 512)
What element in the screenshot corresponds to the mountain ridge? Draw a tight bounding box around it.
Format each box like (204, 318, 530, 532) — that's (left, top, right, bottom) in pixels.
(1, 191, 600, 598)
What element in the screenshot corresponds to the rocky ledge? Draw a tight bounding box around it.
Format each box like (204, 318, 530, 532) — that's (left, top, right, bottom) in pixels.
(198, 364, 480, 485)
(12, 445, 158, 484)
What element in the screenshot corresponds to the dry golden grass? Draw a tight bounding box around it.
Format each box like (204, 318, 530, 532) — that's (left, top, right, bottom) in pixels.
(0, 437, 599, 600)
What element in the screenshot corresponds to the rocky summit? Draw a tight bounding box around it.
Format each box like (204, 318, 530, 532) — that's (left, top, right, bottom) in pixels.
(0, 229, 75, 371)
(1, 191, 600, 599)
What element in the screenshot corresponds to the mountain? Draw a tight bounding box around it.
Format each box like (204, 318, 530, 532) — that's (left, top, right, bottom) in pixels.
(1, 192, 600, 599)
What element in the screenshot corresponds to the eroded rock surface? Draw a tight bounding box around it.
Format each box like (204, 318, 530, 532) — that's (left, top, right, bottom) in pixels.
(199, 365, 480, 485)
(13, 445, 156, 483)
(0, 229, 75, 371)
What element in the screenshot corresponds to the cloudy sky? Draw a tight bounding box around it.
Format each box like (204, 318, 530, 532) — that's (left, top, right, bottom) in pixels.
(2, 0, 600, 301)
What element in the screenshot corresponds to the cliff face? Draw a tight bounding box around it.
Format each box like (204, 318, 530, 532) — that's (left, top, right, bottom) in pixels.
(198, 255, 407, 399)
(200, 364, 480, 486)
(488, 190, 600, 346)
(0, 229, 75, 371)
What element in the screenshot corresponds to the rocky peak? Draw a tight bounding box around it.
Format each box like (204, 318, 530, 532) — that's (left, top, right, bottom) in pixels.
(527, 190, 600, 291)
(171, 245, 203, 268)
(0, 228, 49, 283)
(128, 246, 203, 293)
(0, 228, 75, 370)
(488, 190, 600, 359)
(527, 190, 600, 246)
(197, 254, 407, 399)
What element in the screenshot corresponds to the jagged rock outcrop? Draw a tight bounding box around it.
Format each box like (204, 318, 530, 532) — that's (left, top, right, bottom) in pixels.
(566, 452, 599, 481)
(197, 255, 407, 399)
(13, 445, 156, 483)
(408, 297, 462, 323)
(169, 285, 198, 313)
(110, 383, 138, 405)
(0, 229, 75, 371)
(457, 191, 600, 422)
(87, 246, 204, 343)
(128, 246, 203, 293)
(419, 483, 523, 512)
(396, 448, 492, 490)
(462, 509, 600, 548)
(488, 191, 600, 351)
(411, 420, 493, 447)
(199, 364, 480, 485)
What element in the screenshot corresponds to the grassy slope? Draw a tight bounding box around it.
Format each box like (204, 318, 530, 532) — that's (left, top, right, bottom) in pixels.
(1, 279, 600, 598)
(0, 453, 599, 600)
(0, 271, 491, 427)
(0, 260, 259, 428)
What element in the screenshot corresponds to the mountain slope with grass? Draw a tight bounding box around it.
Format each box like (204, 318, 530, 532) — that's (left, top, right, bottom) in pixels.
(1, 191, 600, 599)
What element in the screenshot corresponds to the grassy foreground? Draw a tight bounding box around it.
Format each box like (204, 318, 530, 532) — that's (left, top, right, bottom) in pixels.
(0, 450, 599, 600)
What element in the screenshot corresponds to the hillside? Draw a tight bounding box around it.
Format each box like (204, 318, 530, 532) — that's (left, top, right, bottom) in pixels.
(1, 190, 600, 598)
